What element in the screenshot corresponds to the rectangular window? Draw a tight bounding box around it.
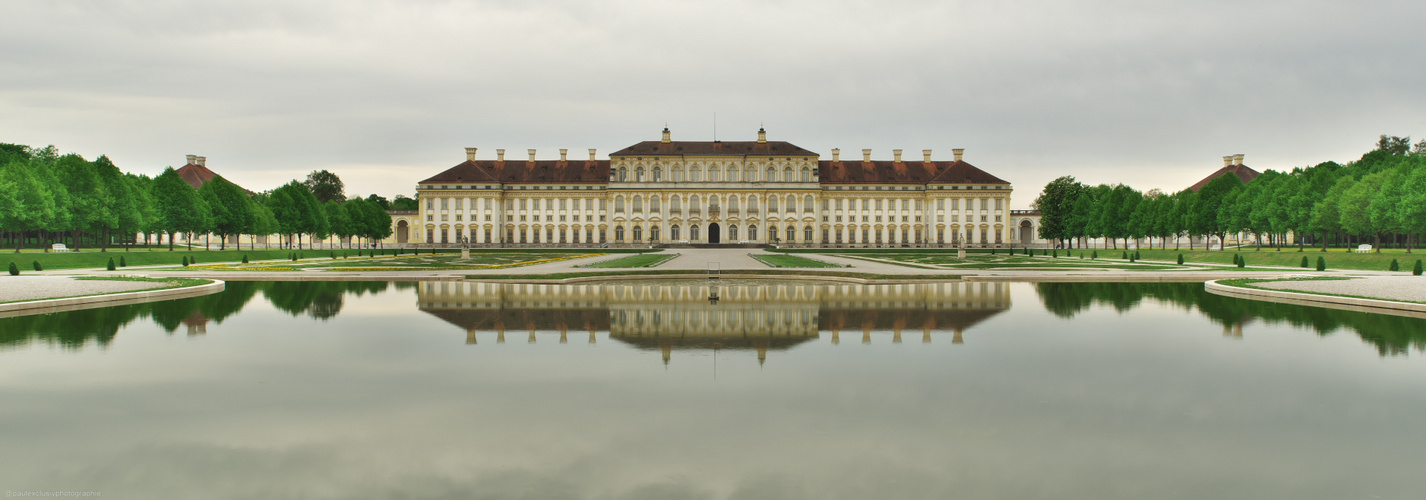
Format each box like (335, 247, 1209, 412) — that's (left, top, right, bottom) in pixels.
(506, 200, 513, 210)
(455, 198, 463, 210)
(485, 198, 493, 209)
(519, 199, 527, 210)
(425, 199, 433, 210)
(600, 199, 607, 210)
(952, 215, 959, 222)
(485, 215, 491, 221)
(822, 199, 829, 210)
(981, 215, 988, 222)
(937, 199, 944, 210)
(440, 198, 448, 210)
(995, 199, 1003, 210)
(546, 215, 553, 221)
(951, 199, 960, 210)
(875, 216, 882, 222)
(937, 215, 944, 222)
(915, 200, 923, 210)
(507, 215, 513, 221)
(455, 215, 462, 221)
(915, 216, 922, 222)
(835, 199, 843, 210)
(981, 199, 988, 210)
(902, 216, 908, 222)
(835, 216, 843, 222)
(546, 199, 554, 210)
(520, 215, 526, 221)
(995, 215, 1002, 222)
(559, 199, 567, 210)
(862, 216, 869, 222)
(426, 215, 433, 221)
(875, 200, 883, 210)
(560, 215, 566, 221)
(440, 214, 447, 221)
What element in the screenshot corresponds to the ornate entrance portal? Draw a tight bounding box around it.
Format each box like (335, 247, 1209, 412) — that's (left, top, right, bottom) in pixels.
(709, 223, 721, 244)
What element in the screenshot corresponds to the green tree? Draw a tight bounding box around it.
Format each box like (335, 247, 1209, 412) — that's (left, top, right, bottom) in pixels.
(151, 167, 208, 251)
(324, 200, 351, 248)
(1376, 135, 1411, 156)
(1034, 176, 1082, 247)
(1192, 173, 1243, 250)
(304, 170, 346, 204)
(390, 195, 418, 211)
(198, 176, 254, 251)
(1340, 170, 1390, 251)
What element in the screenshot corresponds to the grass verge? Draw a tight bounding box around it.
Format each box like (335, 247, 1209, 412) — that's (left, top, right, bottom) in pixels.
(584, 253, 679, 268)
(2, 276, 215, 305)
(751, 254, 845, 268)
(1215, 277, 1426, 305)
(464, 270, 958, 281)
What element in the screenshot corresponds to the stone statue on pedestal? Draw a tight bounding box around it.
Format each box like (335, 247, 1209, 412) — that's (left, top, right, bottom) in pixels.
(460, 235, 470, 260)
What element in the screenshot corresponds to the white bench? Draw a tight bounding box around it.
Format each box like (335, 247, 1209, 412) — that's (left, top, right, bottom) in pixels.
(50, 243, 70, 253)
(1356, 244, 1373, 253)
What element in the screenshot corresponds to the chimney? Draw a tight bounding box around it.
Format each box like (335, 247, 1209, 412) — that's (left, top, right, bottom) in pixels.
(831, 148, 840, 161)
(465, 147, 478, 161)
(757, 127, 767, 143)
(1223, 155, 1234, 167)
(497, 149, 505, 161)
(953, 148, 964, 161)
(1233, 154, 1244, 166)
(588, 148, 597, 161)
(196, 156, 206, 167)
(559, 149, 568, 161)
(661, 126, 671, 143)
(893, 149, 903, 162)
(185, 154, 196, 165)
(862, 149, 872, 162)
(528, 149, 537, 163)
(923, 149, 933, 162)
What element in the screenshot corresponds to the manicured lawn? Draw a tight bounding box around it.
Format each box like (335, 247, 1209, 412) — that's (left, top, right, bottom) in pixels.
(175, 253, 601, 271)
(1135, 248, 1422, 272)
(584, 253, 676, 268)
(753, 254, 843, 268)
(6, 249, 302, 271)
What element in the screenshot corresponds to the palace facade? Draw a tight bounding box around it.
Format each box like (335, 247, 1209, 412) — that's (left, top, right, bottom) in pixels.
(401, 128, 1018, 247)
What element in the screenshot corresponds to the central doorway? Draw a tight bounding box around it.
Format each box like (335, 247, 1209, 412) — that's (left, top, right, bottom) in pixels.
(709, 223, 721, 244)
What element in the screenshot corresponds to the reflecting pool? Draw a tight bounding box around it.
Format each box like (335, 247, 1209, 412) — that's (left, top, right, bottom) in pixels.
(2, 280, 1425, 499)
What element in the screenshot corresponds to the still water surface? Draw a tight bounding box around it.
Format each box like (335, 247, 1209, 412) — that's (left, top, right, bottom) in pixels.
(2, 280, 1425, 499)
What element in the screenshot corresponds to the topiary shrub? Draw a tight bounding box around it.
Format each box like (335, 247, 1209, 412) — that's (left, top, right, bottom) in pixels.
(291, 253, 298, 261)
(1415, 259, 1423, 276)
(991, 248, 997, 255)
(1300, 256, 1309, 268)
(1237, 256, 1245, 268)
(1121, 251, 1128, 260)
(8, 262, 19, 276)
(182, 256, 189, 267)
(1009, 248, 1015, 255)
(1233, 254, 1241, 267)
(33, 260, 42, 271)
(1316, 256, 1326, 271)
(331, 251, 336, 259)
(119, 256, 126, 267)
(1135, 250, 1141, 260)
(299, 252, 304, 259)
(1390, 259, 1400, 272)
(106, 257, 116, 271)
(1052, 250, 1058, 258)
(1092, 250, 1098, 259)
(242, 255, 249, 264)
(1176, 254, 1184, 265)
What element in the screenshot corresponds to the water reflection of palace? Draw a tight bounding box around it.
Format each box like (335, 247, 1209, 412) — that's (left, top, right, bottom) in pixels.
(417, 280, 1010, 364)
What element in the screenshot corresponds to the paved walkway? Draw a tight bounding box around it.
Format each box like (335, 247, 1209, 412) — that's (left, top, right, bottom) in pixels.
(1256, 276, 1426, 303)
(0, 276, 170, 303)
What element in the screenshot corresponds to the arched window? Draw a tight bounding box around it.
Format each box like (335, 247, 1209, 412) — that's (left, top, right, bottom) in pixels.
(709, 165, 720, 182)
(783, 166, 793, 182)
(618, 166, 627, 182)
(650, 196, 660, 212)
(653, 166, 662, 182)
(636, 167, 645, 182)
(690, 195, 700, 212)
(728, 167, 738, 182)
(614, 196, 625, 212)
(804, 195, 814, 212)
(673, 166, 683, 182)
(691, 224, 701, 240)
(786, 226, 796, 242)
(729, 225, 739, 240)
(768, 195, 778, 212)
(801, 167, 811, 182)
(747, 195, 758, 212)
(766, 166, 775, 181)
(749, 224, 759, 240)
(615, 225, 625, 241)
(691, 166, 701, 182)
(671, 224, 681, 240)
(805, 226, 814, 241)
(632, 195, 642, 212)
(632, 225, 642, 241)
(728, 195, 739, 211)
(650, 225, 659, 241)
(671, 195, 682, 211)
(787, 196, 797, 213)
(709, 195, 720, 210)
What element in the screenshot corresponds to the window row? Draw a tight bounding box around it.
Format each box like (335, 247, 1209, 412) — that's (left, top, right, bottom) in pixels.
(616, 165, 814, 183)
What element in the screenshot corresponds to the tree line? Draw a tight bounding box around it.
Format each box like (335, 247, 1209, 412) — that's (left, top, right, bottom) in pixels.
(1033, 136, 1426, 252)
(0, 142, 402, 252)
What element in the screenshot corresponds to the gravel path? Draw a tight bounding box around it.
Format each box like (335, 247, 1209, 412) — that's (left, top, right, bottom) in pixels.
(1257, 276, 1426, 303)
(0, 276, 170, 303)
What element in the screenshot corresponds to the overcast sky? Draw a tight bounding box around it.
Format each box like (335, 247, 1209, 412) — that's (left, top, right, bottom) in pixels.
(3, 0, 1423, 208)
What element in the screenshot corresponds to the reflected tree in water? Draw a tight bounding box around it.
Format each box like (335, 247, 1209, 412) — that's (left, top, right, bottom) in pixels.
(1035, 282, 1426, 356)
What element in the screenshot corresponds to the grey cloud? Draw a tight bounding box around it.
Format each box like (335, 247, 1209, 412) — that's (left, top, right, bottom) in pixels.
(1, 0, 1422, 201)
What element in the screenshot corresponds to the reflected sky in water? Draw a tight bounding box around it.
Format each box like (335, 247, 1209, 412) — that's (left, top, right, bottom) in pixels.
(2, 280, 1424, 500)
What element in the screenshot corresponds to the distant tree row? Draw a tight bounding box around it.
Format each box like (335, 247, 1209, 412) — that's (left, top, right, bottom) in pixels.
(0, 143, 395, 251)
(1034, 136, 1426, 252)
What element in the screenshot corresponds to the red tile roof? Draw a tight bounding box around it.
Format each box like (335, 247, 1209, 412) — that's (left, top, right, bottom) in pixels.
(816, 160, 1008, 185)
(610, 141, 817, 157)
(175, 162, 252, 193)
(419, 160, 610, 185)
(1188, 164, 1259, 192)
